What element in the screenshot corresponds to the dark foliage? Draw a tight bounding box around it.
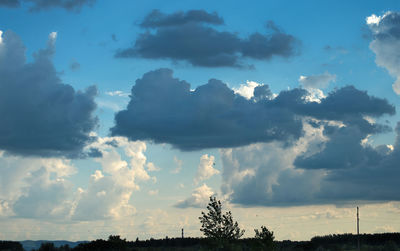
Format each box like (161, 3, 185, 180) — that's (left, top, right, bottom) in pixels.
(311, 233, 400, 249)
(255, 226, 275, 250)
(9, 232, 400, 251)
(199, 196, 244, 242)
(0, 240, 23, 251)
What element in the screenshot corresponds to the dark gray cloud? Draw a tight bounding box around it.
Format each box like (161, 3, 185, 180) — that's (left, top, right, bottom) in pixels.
(296, 121, 400, 202)
(116, 10, 299, 67)
(111, 69, 304, 150)
(140, 9, 224, 28)
(0, 30, 98, 157)
(111, 68, 394, 151)
(294, 125, 380, 170)
(0, 0, 95, 11)
(0, 0, 20, 7)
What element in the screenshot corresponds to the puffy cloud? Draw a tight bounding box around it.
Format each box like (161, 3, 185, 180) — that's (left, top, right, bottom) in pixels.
(0, 136, 155, 221)
(0, 0, 96, 11)
(234, 81, 261, 100)
(111, 69, 394, 151)
(0, 154, 76, 219)
(221, 118, 400, 206)
(367, 11, 400, 94)
(194, 154, 219, 184)
(111, 68, 303, 150)
(174, 184, 215, 208)
(116, 10, 299, 68)
(0, 30, 98, 157)
(221, 121, 326, 206)
(12, 167, 73, 219)
(299, 72, 336, 90)
(71, 166, 137, 220)
(72, 137, 154, 220)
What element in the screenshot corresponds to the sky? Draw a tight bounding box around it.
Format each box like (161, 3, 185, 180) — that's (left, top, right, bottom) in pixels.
(0, 0, 400, 242)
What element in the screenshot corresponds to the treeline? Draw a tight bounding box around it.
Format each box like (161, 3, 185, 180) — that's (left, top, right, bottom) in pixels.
(2, 233, 400, 251)
(0, 241, 23, 251)
(311, 232, 400, 246)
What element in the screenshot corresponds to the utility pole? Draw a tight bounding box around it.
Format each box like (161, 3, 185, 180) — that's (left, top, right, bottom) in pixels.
(181, 228, 184, 239)
(357, 206, 360, 251)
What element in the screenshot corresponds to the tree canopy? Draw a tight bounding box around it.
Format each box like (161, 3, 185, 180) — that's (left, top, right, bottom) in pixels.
(199, 196, 244, 241)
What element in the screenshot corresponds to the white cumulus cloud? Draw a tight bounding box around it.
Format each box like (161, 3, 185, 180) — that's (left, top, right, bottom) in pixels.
(367, 11, 400, 94)
(194, 154, 219, 184)
(174, 184, 215, 208)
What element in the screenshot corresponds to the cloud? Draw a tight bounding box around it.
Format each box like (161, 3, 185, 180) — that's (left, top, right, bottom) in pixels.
(105, 90, 130, 97)
(140, 9, 224, 28)
(12, 167, 73, 219)
(0, 0, 20, 7)
(72, 137, 154, 220)
(0, 154, 76, 219)
(220, 121, 325, 206)
(0, 136, 155, 221)
(174, 184, 215, 208)
(116, 10, 299, 68)
(171, 156, 183, 174)
(367, 11, 400, 94)
(221, 116, 400, 206)
(194, 154, 219, 184)
(0, 0, 96, 11)
(0, 30, 98, 157)
(111, 69, 303, 150)
(299, 72, 336, 89)
(111, 69, 394, 151)
(234, 81, 261, 100)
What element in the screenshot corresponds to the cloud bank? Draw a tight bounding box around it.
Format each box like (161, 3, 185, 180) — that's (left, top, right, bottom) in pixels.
(0, 30, 98, 157)
(116, 9, 299, 67)
(0, 136, 155, 221)
(221, 118, 400, 206)
(111, 68, 394, 151)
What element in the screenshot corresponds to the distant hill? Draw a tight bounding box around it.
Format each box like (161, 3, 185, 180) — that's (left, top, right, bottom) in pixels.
(20, 240, 87, 250)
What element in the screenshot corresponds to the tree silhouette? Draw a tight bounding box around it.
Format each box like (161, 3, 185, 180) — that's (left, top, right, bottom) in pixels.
(199, 196, 244, 242)
(255, 225, 275, 250)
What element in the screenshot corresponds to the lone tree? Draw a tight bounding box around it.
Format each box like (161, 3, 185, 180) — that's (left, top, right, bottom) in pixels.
(199, 196, 244, 241)
(254, 225, 275, 250)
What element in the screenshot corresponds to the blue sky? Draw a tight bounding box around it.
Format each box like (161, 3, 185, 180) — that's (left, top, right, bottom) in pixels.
(1, 0, 400, 241)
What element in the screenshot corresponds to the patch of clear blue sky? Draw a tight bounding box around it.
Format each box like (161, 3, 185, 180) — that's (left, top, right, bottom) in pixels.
(1, 0, 399, 196)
